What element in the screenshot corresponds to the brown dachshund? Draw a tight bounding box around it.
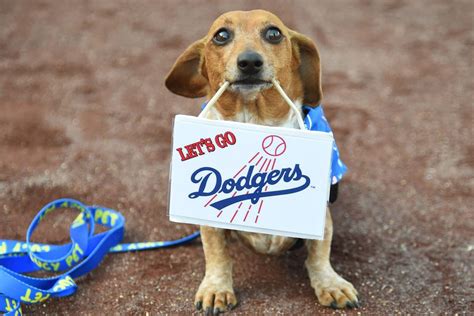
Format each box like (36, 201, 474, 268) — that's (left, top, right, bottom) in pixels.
(166, 9, 359, 314)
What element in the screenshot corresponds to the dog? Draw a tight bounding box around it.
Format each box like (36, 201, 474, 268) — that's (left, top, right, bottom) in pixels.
(165, 10, 359, 314)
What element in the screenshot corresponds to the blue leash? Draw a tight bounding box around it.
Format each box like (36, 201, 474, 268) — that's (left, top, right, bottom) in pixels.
(0, 198, 200, 316)
(0, 105, 346, 315)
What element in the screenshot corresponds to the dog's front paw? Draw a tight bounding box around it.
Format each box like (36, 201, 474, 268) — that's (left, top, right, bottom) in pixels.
(311, 269, 360, 309)
(195, 276, 237, 315)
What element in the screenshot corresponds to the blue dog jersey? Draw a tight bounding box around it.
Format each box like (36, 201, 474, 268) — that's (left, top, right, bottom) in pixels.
(200, 103, 347, 184)
(302, 105, 347, 184)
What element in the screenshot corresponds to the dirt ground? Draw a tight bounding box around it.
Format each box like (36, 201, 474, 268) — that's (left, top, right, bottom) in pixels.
(0, 0, 473, 314)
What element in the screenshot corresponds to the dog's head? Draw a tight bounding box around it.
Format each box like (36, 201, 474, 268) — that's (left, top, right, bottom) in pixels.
(166, 10, 322, 110)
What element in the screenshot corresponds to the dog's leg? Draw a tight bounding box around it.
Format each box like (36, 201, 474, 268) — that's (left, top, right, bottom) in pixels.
(305, 207, 360, 309)
(195, 226, 237, 314)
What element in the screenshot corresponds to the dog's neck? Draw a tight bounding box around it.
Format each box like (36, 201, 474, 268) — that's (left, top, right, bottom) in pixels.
(205, 85, 303, 129)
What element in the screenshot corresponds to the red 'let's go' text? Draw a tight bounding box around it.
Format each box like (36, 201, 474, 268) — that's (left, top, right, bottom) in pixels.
(176, 131, 236, 162)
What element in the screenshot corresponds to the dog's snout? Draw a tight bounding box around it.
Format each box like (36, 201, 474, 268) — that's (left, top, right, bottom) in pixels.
(237, 51, 264, 75)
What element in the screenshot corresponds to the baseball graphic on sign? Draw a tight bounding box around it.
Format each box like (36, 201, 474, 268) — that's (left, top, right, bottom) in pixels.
(262, 135, 287, 157)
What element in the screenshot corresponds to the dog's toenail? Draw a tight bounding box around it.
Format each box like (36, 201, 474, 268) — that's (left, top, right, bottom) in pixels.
(354, 300, 361, 308)
(346, 301, 354, 309)
(330, 301, 338, 309)
(195, 301, 202, 311)
(227, 303, 235, 310)
(213, 308, 221, 315)
(205, 307, 213, 315)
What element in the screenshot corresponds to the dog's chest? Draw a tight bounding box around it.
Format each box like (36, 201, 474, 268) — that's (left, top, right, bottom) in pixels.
(232, 231, 299, 255)
(234, 106, 301, 128)
(206, 103, 302, 128)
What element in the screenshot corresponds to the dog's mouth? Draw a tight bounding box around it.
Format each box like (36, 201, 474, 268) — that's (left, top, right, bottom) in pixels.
(230, 78, 272, 91)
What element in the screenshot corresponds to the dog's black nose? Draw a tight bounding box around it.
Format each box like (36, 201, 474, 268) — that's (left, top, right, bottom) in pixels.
(237, 51, 264, 75)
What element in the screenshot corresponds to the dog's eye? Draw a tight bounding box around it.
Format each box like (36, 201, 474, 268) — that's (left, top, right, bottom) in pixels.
(264, 27, 283, 44)
(213, 28, 231, 45)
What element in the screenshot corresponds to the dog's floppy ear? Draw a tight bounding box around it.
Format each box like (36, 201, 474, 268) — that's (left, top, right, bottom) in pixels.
(289, 30, 323, 107)
(165, 38, 208, 98)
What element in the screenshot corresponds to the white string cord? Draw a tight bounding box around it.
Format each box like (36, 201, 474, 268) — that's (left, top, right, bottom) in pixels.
(198, 81, 230, 118)
(271, 79, 306, 130)
(198, 79, 306, 131)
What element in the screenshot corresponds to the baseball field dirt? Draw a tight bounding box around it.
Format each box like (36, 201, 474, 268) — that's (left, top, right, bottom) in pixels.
(0, 0, 472, 314)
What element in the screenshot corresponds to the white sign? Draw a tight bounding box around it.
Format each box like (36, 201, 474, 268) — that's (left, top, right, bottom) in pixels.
(168, 115, 334, 240)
